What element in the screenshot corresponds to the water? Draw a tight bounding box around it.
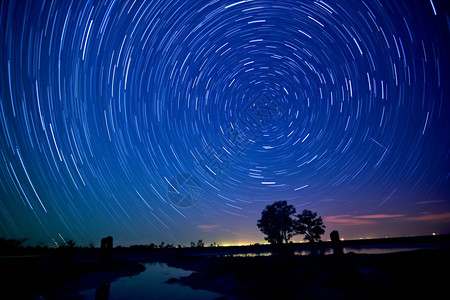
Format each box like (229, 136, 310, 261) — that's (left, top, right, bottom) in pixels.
(341, 242, 450, 254)
(221, 252, 272, 257)
(77, 262, 223, 300)
(224, 242, 450, 257)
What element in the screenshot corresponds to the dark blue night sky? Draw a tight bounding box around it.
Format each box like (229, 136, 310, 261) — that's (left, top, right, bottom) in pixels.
(1, 0, 449, 247)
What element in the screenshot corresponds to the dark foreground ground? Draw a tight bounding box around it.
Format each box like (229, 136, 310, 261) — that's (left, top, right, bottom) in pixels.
(166, 248, 450, 300)
(1, 237, 449, 299)
(0, 254, 145, 299)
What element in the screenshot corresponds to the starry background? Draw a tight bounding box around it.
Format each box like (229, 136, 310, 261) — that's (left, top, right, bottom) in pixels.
(1, 0, 449, 247)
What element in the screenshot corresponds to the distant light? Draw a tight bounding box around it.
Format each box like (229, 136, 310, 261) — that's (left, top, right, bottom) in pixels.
(220, 242, 258, 247)
(432, 232, 436, 236)
(340, 238, 344, 241)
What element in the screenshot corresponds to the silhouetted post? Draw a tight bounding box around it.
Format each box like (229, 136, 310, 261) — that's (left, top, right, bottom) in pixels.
(101, 236, 113, 263)
(330, 230, 343, 255)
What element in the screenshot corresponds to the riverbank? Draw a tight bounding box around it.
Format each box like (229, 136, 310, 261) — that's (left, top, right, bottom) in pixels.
(167, 247, 450, 299)
(1, 256, 145, 299)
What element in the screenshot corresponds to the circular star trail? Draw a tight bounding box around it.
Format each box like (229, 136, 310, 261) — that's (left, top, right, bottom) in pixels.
(0, 0, 449, 246)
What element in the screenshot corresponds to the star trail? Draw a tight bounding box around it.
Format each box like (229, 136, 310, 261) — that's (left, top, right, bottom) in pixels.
(1, 0, 449, 247)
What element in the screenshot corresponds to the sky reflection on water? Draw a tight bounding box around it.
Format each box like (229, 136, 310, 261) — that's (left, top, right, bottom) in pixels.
(77, 262, 223, 300)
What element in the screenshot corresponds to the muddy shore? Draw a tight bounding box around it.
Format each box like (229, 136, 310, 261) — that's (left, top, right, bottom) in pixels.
(166, 248, 450, 299)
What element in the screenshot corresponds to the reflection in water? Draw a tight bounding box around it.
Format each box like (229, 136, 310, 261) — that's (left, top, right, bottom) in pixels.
(223, 243, 450, 257)
(342, 245, 435, 255)
(95, 282, 110, 300)
(294, 249, 334, 256)
(222, 252, 272, 257)
(79, 262, 223, 300)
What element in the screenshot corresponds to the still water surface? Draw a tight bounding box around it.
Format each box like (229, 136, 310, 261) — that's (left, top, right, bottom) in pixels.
(224, 242, 450, 257)
(77, 262, 223, 300)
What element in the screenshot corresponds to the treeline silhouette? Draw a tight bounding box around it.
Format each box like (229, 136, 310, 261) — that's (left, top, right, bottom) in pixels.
(0, 237, 222, 255)
(128, 239, 216, 249)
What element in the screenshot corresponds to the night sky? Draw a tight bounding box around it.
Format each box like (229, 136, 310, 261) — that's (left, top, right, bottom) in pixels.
(1, 0, 449, 247)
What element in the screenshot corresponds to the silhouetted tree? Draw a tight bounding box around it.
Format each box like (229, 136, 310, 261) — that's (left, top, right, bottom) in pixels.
(197, 239, 204, 247)
(190, 241, 196, 248)
(0, 238, 26, 248)
(257, 201, 296, 245)
(0, 238, 26, 252)
(295, 210, 326, 243)
(60, 239, 76, 248)
(0, 238, 27, 255)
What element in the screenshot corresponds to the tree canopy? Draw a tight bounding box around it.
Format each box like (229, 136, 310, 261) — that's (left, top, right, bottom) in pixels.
(257, 201, 295, 244)
(257, 201, 325, 245)
(295, 209, 326, 243)
(257, 201, 296, 245)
